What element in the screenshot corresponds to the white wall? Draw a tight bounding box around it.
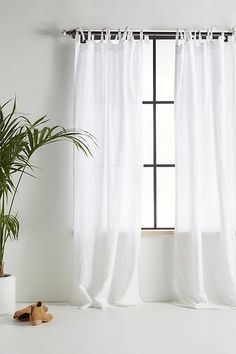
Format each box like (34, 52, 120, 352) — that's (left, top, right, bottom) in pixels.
(1, 0, 235, 301)
(139, 233, 174, 301)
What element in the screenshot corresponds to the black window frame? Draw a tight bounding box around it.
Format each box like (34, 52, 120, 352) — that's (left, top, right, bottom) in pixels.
(142, 37, 175, 231)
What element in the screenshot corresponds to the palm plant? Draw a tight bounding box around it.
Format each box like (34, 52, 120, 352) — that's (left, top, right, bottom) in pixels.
(0, 99, 94, 277)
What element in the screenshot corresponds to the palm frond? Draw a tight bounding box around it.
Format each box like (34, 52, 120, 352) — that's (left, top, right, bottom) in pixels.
(0, 99, 95, 273)
(0, 212, 19, 244)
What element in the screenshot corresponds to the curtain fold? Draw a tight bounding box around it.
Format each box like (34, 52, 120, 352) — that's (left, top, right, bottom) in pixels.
(174, 32, 236, 308)
(72, 36, 144, 308)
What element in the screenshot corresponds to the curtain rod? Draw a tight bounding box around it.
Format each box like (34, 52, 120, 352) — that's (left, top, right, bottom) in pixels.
(62, 28, 234, 40)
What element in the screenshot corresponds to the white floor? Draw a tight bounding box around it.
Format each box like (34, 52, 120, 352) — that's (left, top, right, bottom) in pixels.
(1, 302, 236, 354)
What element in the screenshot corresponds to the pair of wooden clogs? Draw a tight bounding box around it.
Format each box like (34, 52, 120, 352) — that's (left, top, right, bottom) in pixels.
(13, 301, 53, 326)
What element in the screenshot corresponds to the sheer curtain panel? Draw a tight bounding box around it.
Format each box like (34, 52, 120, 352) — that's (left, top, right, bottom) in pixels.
(72, 34, 144, 309)
(174, 31, 236, 308)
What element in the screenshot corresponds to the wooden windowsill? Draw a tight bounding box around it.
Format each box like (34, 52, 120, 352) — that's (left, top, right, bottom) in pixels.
(141, 229, 174, 237)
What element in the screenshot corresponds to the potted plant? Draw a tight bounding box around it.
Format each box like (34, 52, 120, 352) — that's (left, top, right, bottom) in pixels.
(0, 99, 93, 314)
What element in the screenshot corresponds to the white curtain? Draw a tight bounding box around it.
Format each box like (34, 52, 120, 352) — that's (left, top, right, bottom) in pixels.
(72, 34, 144, 309)
(174, 31, 236, 308)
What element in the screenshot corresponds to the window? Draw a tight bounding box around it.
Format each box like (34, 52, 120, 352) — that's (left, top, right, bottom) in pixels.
(141, 38, 175, 230)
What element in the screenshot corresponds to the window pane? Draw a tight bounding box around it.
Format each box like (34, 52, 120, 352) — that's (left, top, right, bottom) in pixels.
(156, 168, 175, 228)
(156, 104, 175, 164)
(156, 40, 175, 100)
(142, 105, 153, 164)
(142, 41, 153, 101)
(142, 168, 154, 227)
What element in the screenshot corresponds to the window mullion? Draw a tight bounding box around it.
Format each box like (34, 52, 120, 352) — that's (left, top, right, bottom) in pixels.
(153, 38, 157, 229)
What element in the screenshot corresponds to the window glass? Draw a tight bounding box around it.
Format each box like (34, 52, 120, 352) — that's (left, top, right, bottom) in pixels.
(156, 105, 175, 164)
(141, 168, 154, 228)
(156, 168, 175, 228)
(156, 40, 175, 101)
(142, 41, 153, 101)
(142, 105, 153, 164)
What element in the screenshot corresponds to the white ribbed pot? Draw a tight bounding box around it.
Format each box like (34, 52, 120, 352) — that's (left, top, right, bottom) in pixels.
(0, 275, 15, 314)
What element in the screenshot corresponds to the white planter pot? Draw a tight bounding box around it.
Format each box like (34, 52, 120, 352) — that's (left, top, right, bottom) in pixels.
(0, 274, 15, 314)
